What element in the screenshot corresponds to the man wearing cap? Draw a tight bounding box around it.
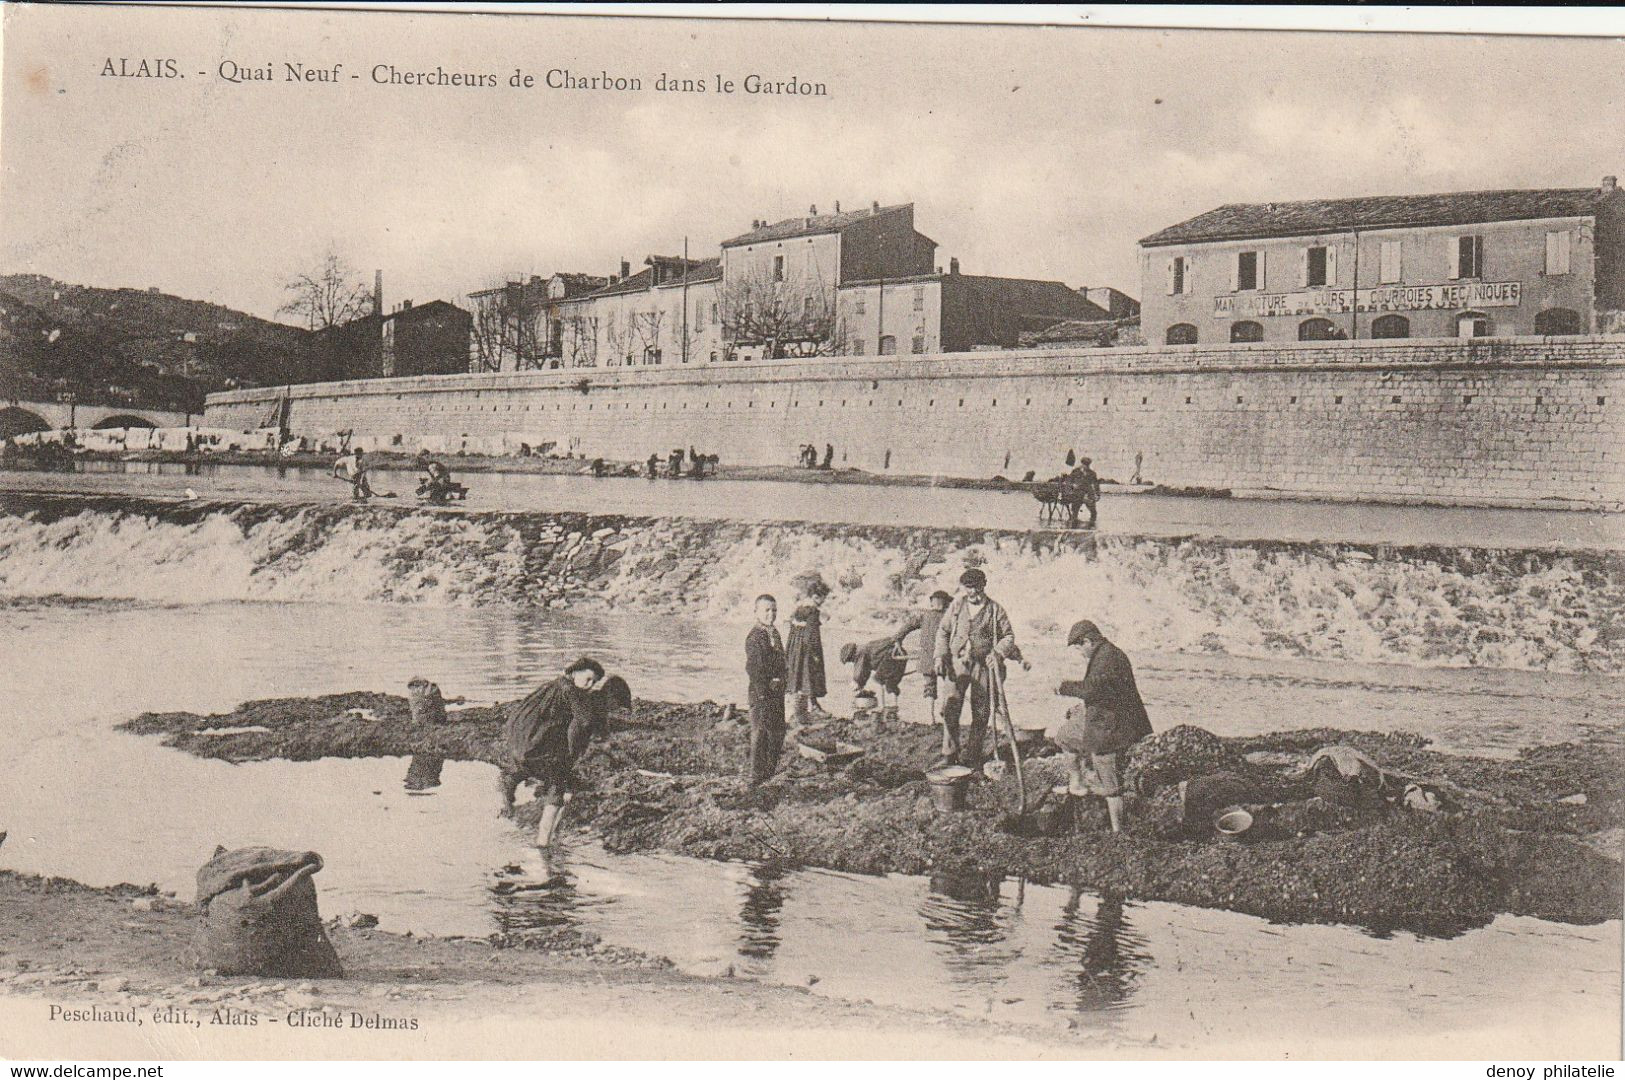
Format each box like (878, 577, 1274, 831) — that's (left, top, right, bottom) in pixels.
(1067, 457, 1102, 528)
(500, 657, 606, 849)
(1053, 621, 1150, 832)
(933, 569, 1025, 772)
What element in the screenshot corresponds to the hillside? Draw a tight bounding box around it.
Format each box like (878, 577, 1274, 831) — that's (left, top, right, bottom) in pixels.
(0, 274, 313, 411)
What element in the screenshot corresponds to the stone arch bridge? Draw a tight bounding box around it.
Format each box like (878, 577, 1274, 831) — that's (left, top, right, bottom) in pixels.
(0, 400, 191, 440)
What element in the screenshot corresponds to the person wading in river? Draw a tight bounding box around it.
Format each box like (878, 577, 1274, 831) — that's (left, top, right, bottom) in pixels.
(745, 594, 788, 786)
(1052, 620, 1150, 833)
(933, 569, 1027, 773)
(332, 447, 374, 501)
(499, 657, 605, 849)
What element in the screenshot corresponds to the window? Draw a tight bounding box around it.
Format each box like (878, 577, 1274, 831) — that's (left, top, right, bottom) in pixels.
(1546, 231, 1572, 276)
(1298, 317, 1338, 341)
(854, 296, 866, 315)
(1452, 235, 1484, 279)
(773, 255, 785, 282)
(1168, 256, 1189, 295)
(1535, 308, 1583, 335)
(1235, 251, 1260, 292)
(911, 334, 926, 354)
(803, 296, 815, 319)
(912, 287, 925, 312)
(1457, 311, 1491, 338)
(1379, 240, 1402, 283)
(1165, 323, 1197, 345)
(710, 303, 718, 325)
(1304, 245, 1333, 287)
(1230, 320, 1263, 343)
(878, 334, 897, 355)
(1371, 314, 1411, 339)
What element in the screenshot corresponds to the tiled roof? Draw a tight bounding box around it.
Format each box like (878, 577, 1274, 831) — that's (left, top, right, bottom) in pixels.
(722, 203, 912, 247)
(1141, 187, 1607, 247)
(587, 257, 720, 298)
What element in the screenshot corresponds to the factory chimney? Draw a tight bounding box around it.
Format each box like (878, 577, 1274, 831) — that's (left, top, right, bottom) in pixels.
(374, 270, 383, 317)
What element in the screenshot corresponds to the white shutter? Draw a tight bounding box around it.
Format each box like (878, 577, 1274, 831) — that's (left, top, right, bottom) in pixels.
(1230, 252, 1240, 292)
(1166, 258, 1176, 296)
(1380, 240, 1401, 283)
(1547, 231, 1571, 276)
(1299, 248, 1310, 288)
(1445, 235, 1460, 280)
(1257, 250, 1267, 292)
(1325, 245, 1340, 287)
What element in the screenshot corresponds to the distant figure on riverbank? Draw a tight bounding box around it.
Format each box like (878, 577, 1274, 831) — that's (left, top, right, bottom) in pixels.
(592, 457, 607, 478)
(786, 576, 831, 724)
(745, 595, 788, 786)
(646, 452, 660, 479)
(822, 443, 834, 470)
(1067, 456, 1101, 528)
(332, 447, 373, 501)
(500, 657, 606, 850)
(668, 448, 684, 478)
(1132, 452, 1143, 486)
(798, 443, 817, 469)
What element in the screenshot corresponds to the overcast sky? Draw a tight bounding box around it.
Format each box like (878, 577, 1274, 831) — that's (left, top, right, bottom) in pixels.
(3, 6, 1622, 323)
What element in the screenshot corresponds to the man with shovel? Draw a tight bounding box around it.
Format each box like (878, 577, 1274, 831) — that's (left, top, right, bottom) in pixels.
(932, 569, 1028, 774)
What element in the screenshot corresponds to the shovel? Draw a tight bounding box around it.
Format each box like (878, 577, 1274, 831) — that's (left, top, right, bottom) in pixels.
(986, 660, 1030, 819)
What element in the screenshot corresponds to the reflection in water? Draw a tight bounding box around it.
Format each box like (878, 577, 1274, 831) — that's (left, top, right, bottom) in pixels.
(1051, 888, 1151, 1015)
(921, 869, 1022, 987)
(488, 852, 581, 936)
(737, 860, 789, 962)
(403, 753, 445, 792)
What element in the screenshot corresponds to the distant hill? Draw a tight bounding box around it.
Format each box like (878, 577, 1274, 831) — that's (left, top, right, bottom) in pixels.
(0, 274, 314, 411)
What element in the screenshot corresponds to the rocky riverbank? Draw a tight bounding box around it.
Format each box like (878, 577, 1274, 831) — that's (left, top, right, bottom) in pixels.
(122, 691, 1625, 936)
(0, 870, 1087, 1059)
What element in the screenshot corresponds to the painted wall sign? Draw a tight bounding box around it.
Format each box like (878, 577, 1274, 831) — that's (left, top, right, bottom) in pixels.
(1215, 281, 1522, 318)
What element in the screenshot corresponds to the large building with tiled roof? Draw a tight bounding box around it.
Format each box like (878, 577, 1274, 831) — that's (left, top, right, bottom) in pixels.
(1139, 176, 1624, 345)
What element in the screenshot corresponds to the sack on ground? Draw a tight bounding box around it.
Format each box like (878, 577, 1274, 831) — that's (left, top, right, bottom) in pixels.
(196, 846, 343, 977)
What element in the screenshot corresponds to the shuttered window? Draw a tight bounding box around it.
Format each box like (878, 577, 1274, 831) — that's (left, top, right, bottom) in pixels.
(1304, 246, 1332, 287)
(1546, 231, 1572, 275)
(1235, 251, 1259, 292)
(1379, 240, 1402, 283)
(1451, 235, 1484, 279)
(1167, 256, 1188, 295)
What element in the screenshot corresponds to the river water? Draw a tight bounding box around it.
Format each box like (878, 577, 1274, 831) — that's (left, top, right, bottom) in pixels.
(1, 468, 1621, 1053)
(0, 594, 1619, 1054)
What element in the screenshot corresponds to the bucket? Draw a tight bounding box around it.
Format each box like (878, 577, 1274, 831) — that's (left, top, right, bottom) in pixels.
(925, 765, 974, 812)
(1213, 805, 1254, 840)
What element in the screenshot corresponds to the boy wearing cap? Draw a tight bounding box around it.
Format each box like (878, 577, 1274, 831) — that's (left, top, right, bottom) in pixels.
(500, 657, 605, 848)
(1053, 621, 1150, 832)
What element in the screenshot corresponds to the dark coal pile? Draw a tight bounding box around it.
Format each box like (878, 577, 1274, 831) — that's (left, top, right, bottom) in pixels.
(123, 691, 1625, 934)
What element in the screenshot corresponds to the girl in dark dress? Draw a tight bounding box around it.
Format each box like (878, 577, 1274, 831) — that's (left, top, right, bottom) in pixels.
(785, 587, 829, 724)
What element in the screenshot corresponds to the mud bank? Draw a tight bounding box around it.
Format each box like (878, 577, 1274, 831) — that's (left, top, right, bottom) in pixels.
(0, 871, 1083, 1058)
(8, 492, 1624, 673)
(123, 692, 1625, 935)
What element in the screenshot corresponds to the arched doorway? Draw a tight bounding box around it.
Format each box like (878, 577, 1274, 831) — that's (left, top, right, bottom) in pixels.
(1165, 323, 1198, 345)
(0, 406, 50, 440)
(91, 414, 158, 430)
(1534, 308, 1583, 335)
(1457, 311, 1492, 338)
(1371, 314, 1410, 339)
(1298, 317, 1338, 341)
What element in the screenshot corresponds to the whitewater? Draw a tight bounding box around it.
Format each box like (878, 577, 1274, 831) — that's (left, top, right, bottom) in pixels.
(1, 495, 1620, 675)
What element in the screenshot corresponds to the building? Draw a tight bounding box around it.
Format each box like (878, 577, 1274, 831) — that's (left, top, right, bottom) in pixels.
(468, 271, 608, 372)
(316, 299, 472, 380)
(838, 259, 1111, 354)
(1139, 177, 1625, 345)
(718, 202, 936, 361)
(1078, 286, 1140, 321)
(552, 255, 721, 368)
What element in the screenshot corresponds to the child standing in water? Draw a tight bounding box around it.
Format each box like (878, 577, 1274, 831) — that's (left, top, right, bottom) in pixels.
(785, 576, 831, 724)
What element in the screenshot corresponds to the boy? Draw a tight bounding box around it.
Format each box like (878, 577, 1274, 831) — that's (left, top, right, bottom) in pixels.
(745, 594, 788, 786)
(1052, 620, 1150, 832)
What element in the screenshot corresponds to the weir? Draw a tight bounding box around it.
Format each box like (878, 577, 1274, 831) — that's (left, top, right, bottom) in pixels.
(204, 337, 1625, 509)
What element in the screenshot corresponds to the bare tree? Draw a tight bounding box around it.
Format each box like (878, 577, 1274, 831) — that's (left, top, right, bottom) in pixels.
(468, 278, 547, 373)
(280, 249, 373, 331)
(562, 314, 598, 368)
(631, 310, 665, 365)
(719, 263, 841, 359)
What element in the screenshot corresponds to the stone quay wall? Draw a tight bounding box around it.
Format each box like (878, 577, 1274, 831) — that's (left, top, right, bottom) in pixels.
(207, 336, 1625, 509)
